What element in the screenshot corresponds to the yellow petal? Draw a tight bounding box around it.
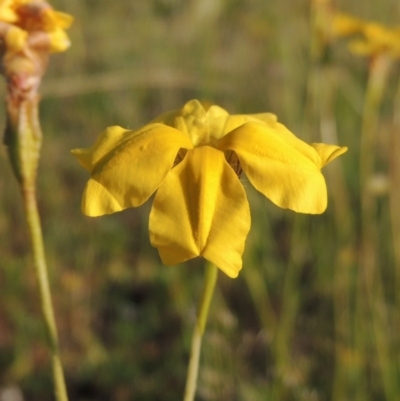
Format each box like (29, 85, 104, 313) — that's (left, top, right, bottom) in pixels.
(151, 99, 278, 145)
(71, 126, 130, 172)
(149, 146, 251, 278)
(218, 122, 346, 214)
(206, 104, 278, 141)
(0, 2, 17, 23)
(203, 104, 230, 142)
(81, 178, 124, 216)
(72, 123, 194, 216)
(312, 143, 348, 166)
(348, 39, 376, 56)
(347, 23, 400, 57)
(222, 112, 278, 136)
(5, 25, 27, 52)
(48, 28, 71, 52)
(151, 99, 209, 146)
(331, 13, 364, 37)
(53, 11, 74, 30)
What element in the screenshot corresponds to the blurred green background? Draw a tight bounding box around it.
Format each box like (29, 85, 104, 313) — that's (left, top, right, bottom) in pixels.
(1, 0, 400, 400)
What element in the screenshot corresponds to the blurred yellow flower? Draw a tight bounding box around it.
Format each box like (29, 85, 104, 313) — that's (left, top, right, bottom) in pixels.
(0, 0, 72, 101)
(331, 13, 364, 38)
(348, 22, 400, 58)
(0, 0, 17, 23)
(72, 100, 347, 278)
(0, 0, 73, 54)
(330, 12, 400, 59)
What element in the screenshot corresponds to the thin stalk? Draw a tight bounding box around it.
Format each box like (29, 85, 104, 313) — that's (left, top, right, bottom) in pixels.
(271, 216, 305, 400)
(390, 79, 400, 308)
(5, 99, 69, 401)
(183, 262, 218, 401)
(316, 65, 358, 401)
(359, 54, 398, 401)
(22, 186, 68, 401)
(242, 257, 277, 338)
(308, 3, 361, 396)
(389, 91, 400, 366)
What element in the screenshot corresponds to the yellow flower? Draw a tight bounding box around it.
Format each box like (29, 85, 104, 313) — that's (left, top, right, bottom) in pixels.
(72, 100, 347, 278)
(0, 0, 73, 102)
(330, 12, 400, 59)
(0, 0, 73, 55)
(331, 13, 364, 38)
(0, 0, 17, 22)
(348, 22, 400, 58)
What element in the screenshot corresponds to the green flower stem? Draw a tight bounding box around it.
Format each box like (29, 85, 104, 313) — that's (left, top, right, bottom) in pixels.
(271, 216, 304, 400)
(313, 63, 357, 400)
(390, 80, 400, 307)
(359, 55, 398, 401)
(5, 99, 69, 401)
(183, 262, 218, 401)
(22, 186, 68, 401)
(307, 8, 359, 396)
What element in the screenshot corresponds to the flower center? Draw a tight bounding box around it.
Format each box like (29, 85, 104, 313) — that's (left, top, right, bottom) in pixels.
(225, 150, 242, 176)
(173, 147, 242, 177)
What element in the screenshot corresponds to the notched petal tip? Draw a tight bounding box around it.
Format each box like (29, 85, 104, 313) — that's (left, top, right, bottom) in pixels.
(150, 146, 250, 277)
(156, 250, 240, 278)
(154, 244, 200, 267)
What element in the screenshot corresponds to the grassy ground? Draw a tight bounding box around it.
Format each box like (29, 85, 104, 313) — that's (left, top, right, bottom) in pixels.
(1, 0, 400, 400)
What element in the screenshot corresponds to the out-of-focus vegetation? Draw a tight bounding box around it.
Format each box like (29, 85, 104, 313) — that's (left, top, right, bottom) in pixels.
(1, 0, 400, 400)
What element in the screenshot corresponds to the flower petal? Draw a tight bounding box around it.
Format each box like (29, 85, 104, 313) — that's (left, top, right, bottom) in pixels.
(4, 25, 27, 52)
(149, 146, 251, 278)
(0, 1, 17, 23)
(71, 125, 133, 172)
(206, 105, 278, 141)
(332, 13, 364, 38)
(204, 104, 230, 142)
(150, 99, 278, 145)
(151, 99, 209, 146)
(72, 124, 194, 216)
(312, 143, 348, 166)
(80, 178, 123, 216)
(49, 28, 71, 52)
(53, 11, 74, 30)
(218, 122, 347, 214)
(222, 112, 278, 136)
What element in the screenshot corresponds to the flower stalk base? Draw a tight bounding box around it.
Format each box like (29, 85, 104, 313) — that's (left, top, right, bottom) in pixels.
(4, 98, 69, 401)
(183, 262, 218, 401)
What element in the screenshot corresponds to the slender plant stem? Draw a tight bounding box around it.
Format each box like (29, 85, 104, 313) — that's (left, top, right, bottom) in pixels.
(22, 185, 69, 401)
(6, 99, 69, 401)
(315, 64, 357, 401)
(359, 55, 398, 401)
(183, 262, 218, 401)
(390, 79, 400, 308)
(271, 216, 304, 400)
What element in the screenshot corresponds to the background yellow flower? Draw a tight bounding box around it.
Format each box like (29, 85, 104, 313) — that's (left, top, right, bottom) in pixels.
(0, 0, 73, 58)
(348, 22, 400, 58)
